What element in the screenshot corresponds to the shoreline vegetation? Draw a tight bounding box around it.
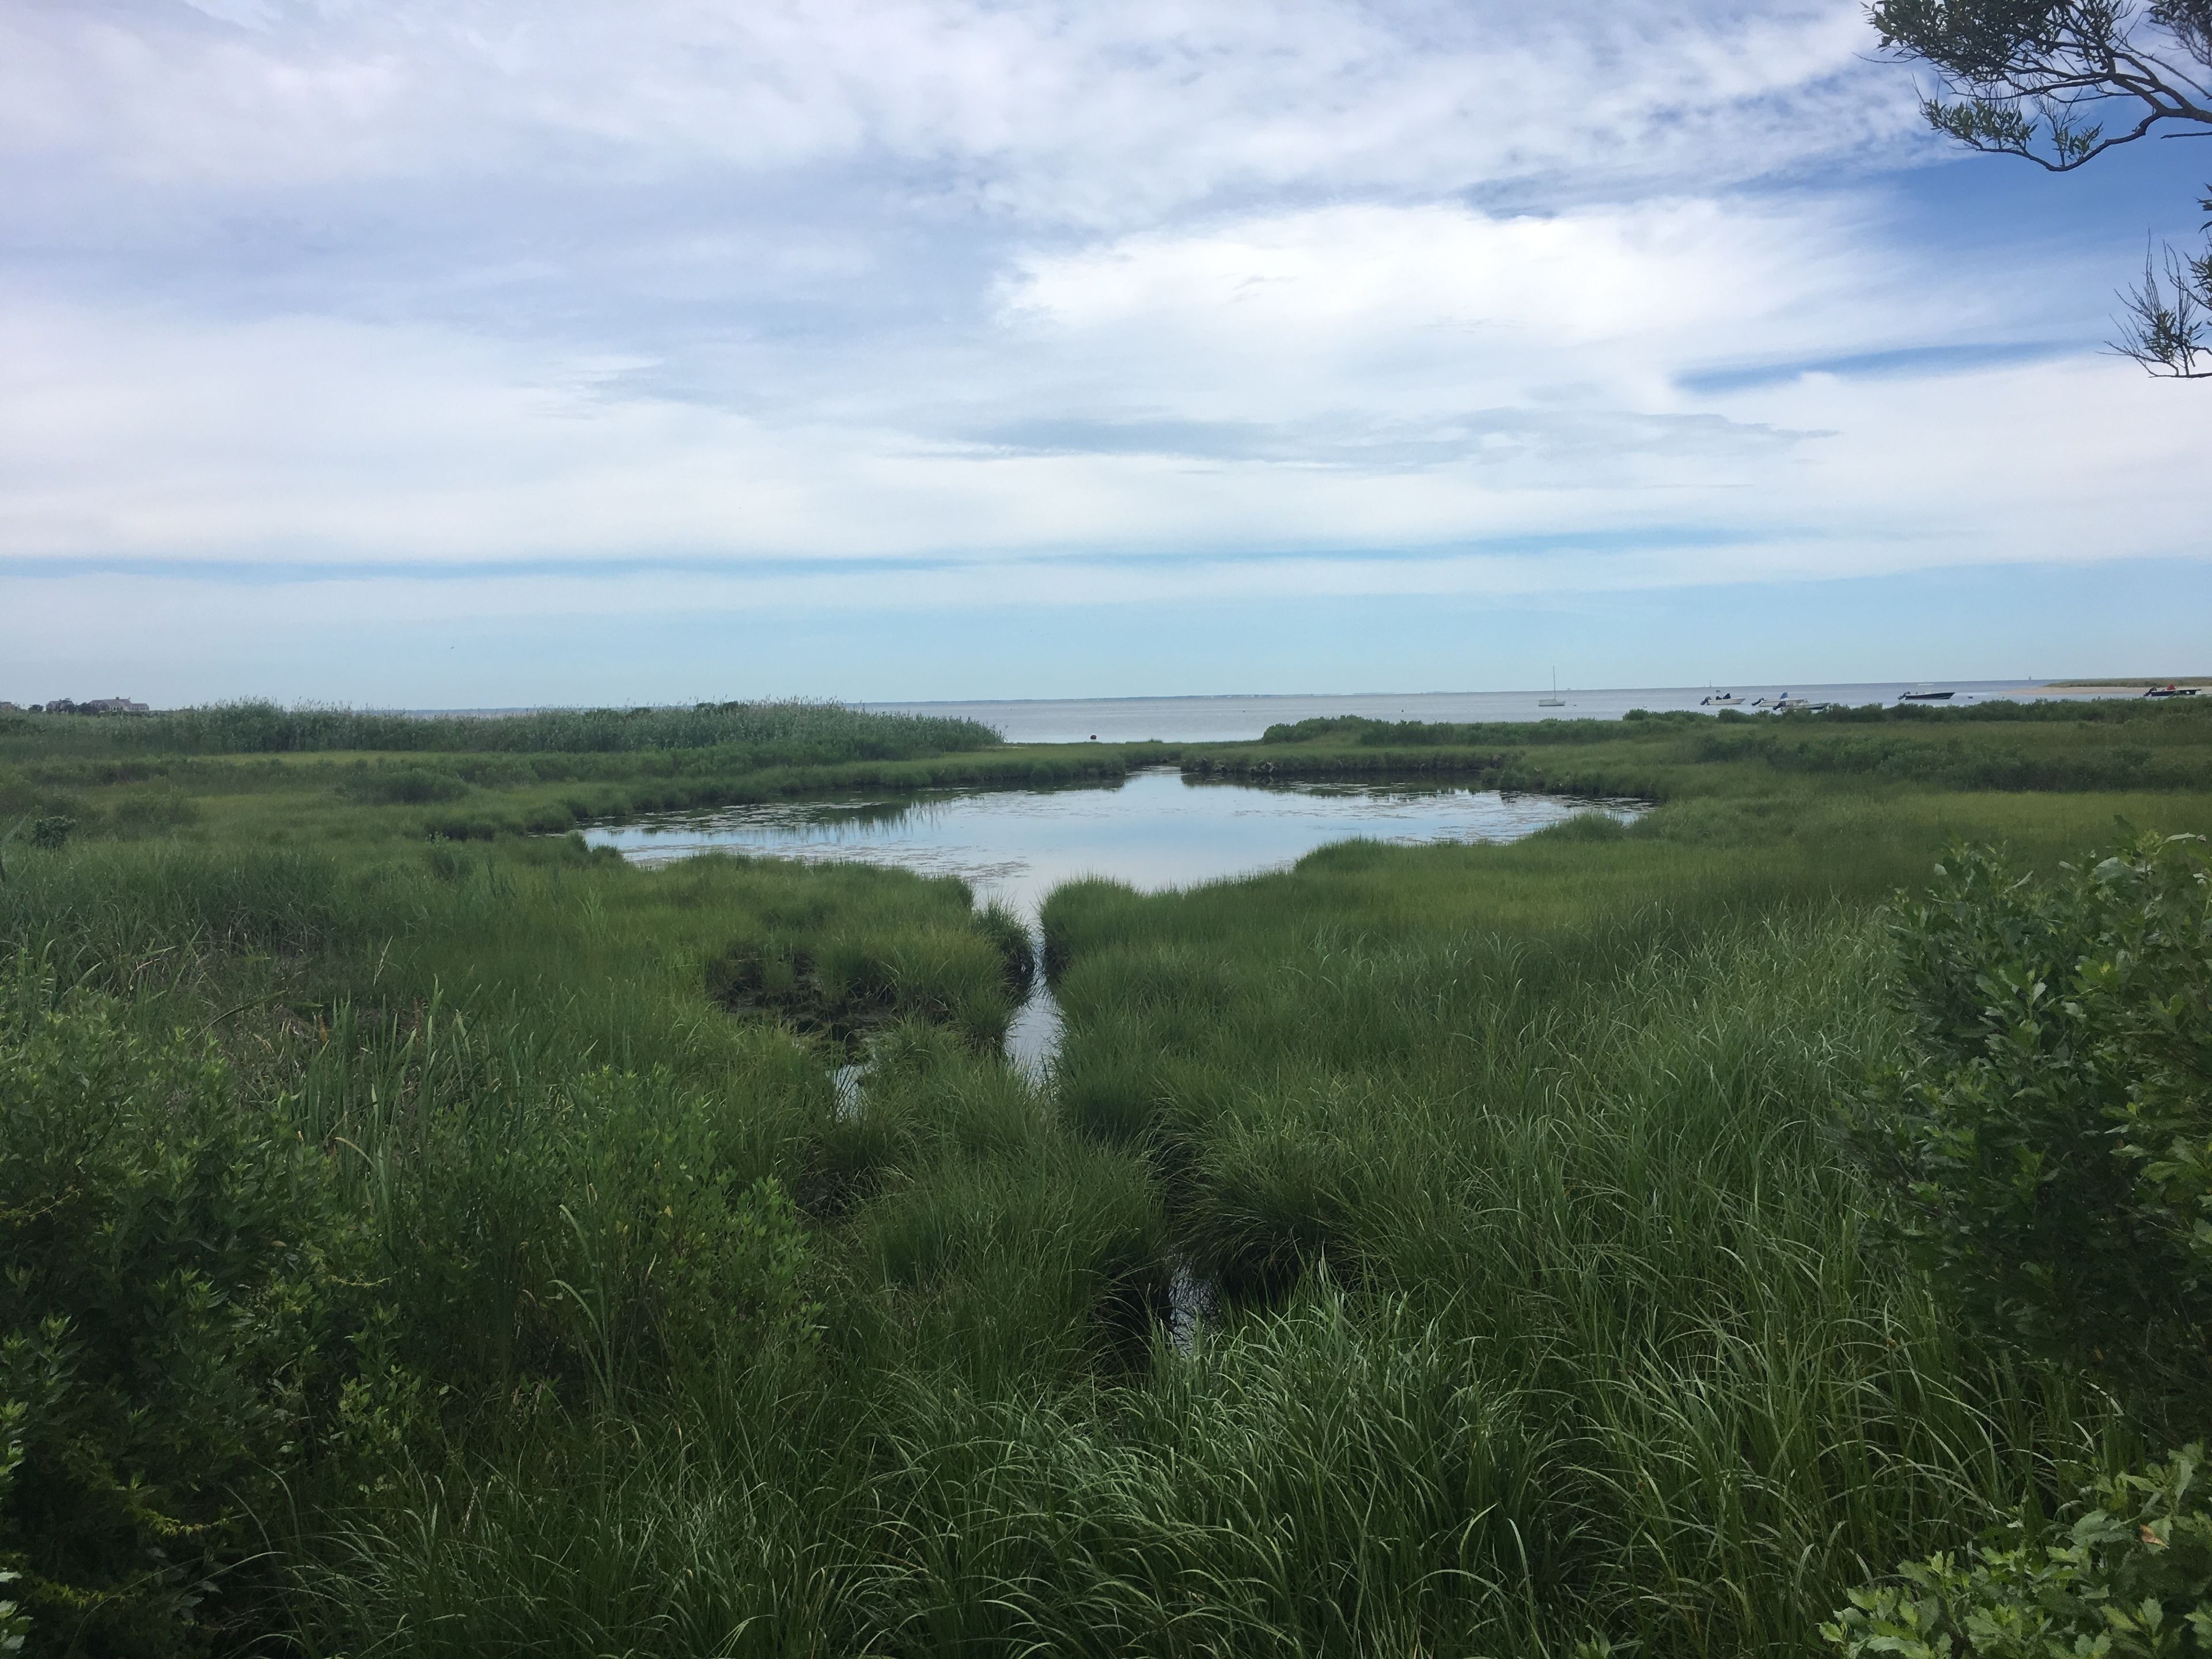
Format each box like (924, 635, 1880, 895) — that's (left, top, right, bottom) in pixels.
(5, 695, 2212, 1657)
(2032, 677, 2212, 693)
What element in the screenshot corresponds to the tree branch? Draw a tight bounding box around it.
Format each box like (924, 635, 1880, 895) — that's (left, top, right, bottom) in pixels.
(2112, 244, 2212, 375)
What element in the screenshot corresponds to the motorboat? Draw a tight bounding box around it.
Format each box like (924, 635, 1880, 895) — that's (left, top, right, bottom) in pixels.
(1701, 691, 1746, 706)
(2145, 684, 2200, 698)
(1899, 687, 1954, 702)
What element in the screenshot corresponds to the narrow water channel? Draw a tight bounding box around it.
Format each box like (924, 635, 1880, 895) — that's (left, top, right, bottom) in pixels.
(592, 770, 1634, 1340)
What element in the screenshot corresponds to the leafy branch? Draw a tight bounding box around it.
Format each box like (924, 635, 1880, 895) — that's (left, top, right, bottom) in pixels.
(1870, 0, 2212, 374)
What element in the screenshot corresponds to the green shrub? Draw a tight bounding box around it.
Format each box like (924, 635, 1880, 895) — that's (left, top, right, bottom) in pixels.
(1857, 832, 2212, 1412)
(1824, 1445, 2212, 1658)
(0, 1431, 24, 1659)
(26, 820, 71, 852)
(0, 975, 360, 1657)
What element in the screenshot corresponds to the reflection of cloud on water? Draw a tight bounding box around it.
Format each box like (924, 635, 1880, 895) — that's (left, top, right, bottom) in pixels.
(590, 773, 1641, 908)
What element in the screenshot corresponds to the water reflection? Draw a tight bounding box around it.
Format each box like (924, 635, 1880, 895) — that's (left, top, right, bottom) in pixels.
(590, 769, 1634, 1090)
(585, 767, 1631, 922)
(593, 770, 1634, 1346)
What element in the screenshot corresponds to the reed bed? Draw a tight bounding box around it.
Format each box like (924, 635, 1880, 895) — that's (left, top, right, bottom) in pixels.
(5, 706, 2212, 1657)
(0, 697, 1002, 760)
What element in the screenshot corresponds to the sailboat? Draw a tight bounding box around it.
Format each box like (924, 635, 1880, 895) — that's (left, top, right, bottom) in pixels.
(1538, 669, 1565, 709)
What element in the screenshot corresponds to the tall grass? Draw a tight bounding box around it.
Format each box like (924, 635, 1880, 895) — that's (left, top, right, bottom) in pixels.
(0, 698, 1001, 759)
(8, 719, 2212, 1657)
(289, 876, 2135, 1658)
(1225, 696, 2212, 796)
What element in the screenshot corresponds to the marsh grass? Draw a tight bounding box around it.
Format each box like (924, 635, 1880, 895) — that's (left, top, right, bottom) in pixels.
(7, 708, 2212, 1656)
(0, 698, 1003, 760)
(1215, 696, 2212, 798)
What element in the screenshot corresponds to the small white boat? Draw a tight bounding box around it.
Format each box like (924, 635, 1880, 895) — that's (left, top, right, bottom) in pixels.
(1537, 669, 1566, 708)
(1701, 691, 1745, 706)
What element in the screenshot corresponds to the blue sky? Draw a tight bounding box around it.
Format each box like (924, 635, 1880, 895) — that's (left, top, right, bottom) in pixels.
(5, 0, 2208, 705)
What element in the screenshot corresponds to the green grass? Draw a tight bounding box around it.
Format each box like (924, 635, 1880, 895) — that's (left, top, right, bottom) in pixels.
(0, 730, 1147, 847)
(4, 698, 2211, 1656)
(1207, 698, 2212, 797)
(0, 696, 1003, 759)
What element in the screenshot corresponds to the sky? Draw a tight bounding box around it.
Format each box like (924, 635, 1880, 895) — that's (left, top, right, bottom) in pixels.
(5, 0, 2209, 706)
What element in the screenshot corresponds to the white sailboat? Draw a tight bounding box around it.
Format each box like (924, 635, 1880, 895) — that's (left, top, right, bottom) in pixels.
(1538, 669, 1565, 709)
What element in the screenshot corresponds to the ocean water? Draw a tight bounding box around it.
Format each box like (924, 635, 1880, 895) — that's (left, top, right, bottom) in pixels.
(869, 681, 2063, 743)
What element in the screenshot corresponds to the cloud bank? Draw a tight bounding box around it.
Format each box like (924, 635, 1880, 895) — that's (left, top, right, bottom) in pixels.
(2, 0, 2202, 696)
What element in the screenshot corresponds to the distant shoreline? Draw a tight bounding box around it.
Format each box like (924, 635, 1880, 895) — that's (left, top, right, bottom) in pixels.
(2032, 677, 2212, 695)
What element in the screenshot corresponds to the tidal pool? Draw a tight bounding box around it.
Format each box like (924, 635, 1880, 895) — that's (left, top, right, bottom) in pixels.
(587, 768, 1635, 1077)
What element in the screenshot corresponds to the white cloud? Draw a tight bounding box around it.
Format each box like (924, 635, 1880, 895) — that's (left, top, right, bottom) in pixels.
(9, 174, 2162, 581)
(994, 198, 1893, 414)
(3, 2, 1913, 218)
(3, 260, 2204, 588)
(1, 0, 2198, 698)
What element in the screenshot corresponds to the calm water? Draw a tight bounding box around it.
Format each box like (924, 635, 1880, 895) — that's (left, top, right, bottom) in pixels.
(587, 769, 1633, 1077)
(585, 769, 1625, 912)
(868, 680, 2067, 743)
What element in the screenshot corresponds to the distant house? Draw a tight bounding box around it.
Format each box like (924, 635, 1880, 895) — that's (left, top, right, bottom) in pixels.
(0, 702, 18, 713)
(34, 696, 150, 715)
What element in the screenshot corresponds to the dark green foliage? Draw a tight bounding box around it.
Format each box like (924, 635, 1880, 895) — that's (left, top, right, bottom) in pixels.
(26, 821, 71, 852)
(1870, 0, 2074, 82)
(0, 974, 359, 1657)
(1858, 834, 2212, 1415)
(1825, 1444, 2212, 1658)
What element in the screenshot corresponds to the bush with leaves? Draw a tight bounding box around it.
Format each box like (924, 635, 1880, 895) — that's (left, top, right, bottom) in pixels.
(0, 973, 361, 1657)
(1825, 1445, 2212, 1658)
(0, 1423, 25, 1658)
(1858, 832, 2212, 1414)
